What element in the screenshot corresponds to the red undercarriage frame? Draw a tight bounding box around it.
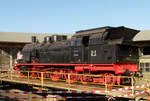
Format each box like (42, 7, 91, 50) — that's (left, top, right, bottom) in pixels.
(15, 63, 138, 85)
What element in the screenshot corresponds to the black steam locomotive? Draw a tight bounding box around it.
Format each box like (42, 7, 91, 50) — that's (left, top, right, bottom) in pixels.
(16, 26, 140, 85)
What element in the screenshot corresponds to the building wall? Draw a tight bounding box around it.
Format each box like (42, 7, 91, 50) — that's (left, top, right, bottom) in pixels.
(0, 48, 19, 70)
(138, 48, 150, 80)
(0, 48, 10, 70)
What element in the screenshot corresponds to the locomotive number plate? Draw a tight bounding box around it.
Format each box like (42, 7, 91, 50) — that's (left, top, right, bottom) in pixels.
(91, 50, 96, 56)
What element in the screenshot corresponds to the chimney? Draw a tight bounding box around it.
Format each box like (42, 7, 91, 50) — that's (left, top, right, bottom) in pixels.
(31, 36, 36, 43)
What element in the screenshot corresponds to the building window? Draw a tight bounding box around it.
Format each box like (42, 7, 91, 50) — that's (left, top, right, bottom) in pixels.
(145, 63, 150, 72)
(140, 62, 150, 72)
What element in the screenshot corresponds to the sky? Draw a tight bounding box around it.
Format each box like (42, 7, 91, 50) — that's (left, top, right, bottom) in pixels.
(0, 0, 150, 33)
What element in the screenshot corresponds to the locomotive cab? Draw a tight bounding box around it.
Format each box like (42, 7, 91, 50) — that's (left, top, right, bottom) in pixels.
(116, 45, 138, 63)
(70, 36, 90, 63)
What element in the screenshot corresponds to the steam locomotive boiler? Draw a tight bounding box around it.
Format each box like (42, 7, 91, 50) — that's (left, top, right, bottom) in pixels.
(15, 26, 140, 85)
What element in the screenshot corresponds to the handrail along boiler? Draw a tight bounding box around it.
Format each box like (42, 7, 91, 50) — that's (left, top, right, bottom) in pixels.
(15, 26, 140, 85)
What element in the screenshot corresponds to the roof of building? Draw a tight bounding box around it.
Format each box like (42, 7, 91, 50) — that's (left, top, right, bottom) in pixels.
(0, 32, 72, 43)
(133, 30, 150, 42)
